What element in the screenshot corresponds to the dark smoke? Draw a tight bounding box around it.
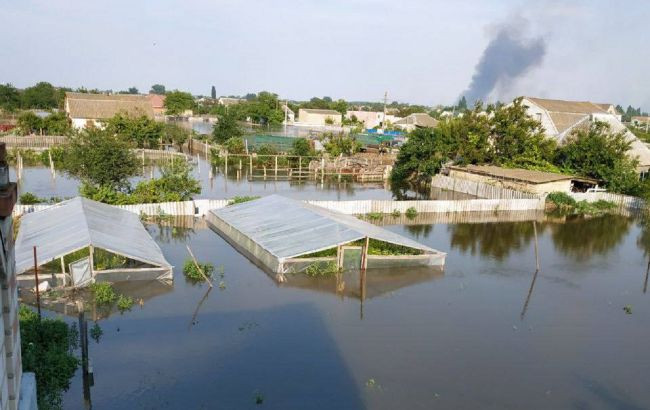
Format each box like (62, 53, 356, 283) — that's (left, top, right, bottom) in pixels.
(462, 22, 546, 104)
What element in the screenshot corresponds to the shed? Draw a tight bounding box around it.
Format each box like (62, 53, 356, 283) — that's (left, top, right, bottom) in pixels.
(15, 197, 172, 287)
(206, 195, 445, 279)
(64, 92, 154, 129)
(298, 109, 343, 126)
(447, 165, 597, 194)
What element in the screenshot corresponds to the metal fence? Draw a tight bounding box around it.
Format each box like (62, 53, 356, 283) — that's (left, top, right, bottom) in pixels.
(431, 174, 540, 199)
(0, 135, 67, 148)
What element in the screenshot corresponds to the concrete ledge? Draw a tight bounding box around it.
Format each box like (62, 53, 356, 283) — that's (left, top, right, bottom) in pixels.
(18, 372, 36, 410)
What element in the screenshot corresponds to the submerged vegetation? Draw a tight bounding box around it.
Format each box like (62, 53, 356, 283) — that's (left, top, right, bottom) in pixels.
(90, 282, 117, 305)
(229, 196, 260, 205)
(183, 259, 215, 281)
(304, 261, 339, 277)
(19, 305, 79, 410)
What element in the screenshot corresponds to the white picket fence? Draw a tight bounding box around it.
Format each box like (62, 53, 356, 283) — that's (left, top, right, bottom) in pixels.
(569, 192, 646, 211)
(431, 174, 539, 199)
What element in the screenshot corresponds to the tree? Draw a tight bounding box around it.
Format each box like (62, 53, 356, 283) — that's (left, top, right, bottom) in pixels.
(555, 121, 641, 195)
(323, 133, 361, 157)
(212, 111, 243, 144)
(225, 137, 246, 154)
(291, 138, 314, 157)
(17, 112, 43, 135)
(164, 91, 195, 115)
(150, 84, 166, 95)
(124, 87, 139, 94)
(64, 128, 139, 190)
(0, 83, 21, 112)
(457, 96, 467, 110)
(128, 161, 201, 203)
(21, 82, 59, 109)
(42, 112, 72, 135)
(104, 113, 164, 148)
(162, 123, 190, 150)
(211, 86, 216, 99)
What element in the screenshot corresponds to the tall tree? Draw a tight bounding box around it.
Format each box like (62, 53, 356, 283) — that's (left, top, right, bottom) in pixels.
(164, 91, 196, 115)
(212, 111, 243, 144)
(150, 84, 166, 95)
(104, 113, 164, 149)
(211, 86, 216, 99)
(21, 82, 60, 109)
(0, 83, 21, 112)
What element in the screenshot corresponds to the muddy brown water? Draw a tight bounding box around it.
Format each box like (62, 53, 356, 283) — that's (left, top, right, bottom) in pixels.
(24, 212, 646, 409)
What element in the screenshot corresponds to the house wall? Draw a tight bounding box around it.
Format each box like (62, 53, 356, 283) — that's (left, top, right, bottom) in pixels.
(521, 98, 558, 137)
(298, 110, 342, 126)
(448, 169, 572, 194)
(71, 117, 103, 130)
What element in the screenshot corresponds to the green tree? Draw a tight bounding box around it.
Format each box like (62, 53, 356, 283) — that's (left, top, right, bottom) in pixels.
(324, 133, 361, 156)
(42, 112, 72, 135)
(128, 161, 201, 203)
(104, 113, 164, 148)
(0, 83, 21, 112)
(17, 112, 43, 134)
(162, 123, 190, 150)
(291, 138, 315, 157)
(164, 91, 195, 115)
(150, 84, 166, 95)
(211, 85, 216, 99)
(119, 86, 138, 94)
(225, 137, 246, 154)
(555, 122, 641, 195)
(64, 128, 139, 190)
(212, 111, 243, 144)
(21, 82, 60, 109)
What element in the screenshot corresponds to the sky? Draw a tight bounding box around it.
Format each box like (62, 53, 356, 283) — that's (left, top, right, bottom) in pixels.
(1, 0, 649, 109)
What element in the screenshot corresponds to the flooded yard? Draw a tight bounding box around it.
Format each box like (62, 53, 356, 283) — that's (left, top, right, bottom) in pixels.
(27, 212, 649, 409)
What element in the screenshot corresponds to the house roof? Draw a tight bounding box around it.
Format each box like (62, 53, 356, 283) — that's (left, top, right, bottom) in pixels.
(299, 108, 342, 116)
(549, 112, 590, 134)
(65, 92, 154, 119)
(525, 97, 608, 115)
(394, 113, 438, 128)
(209, 195, 441, 260)
(15, 197, 171, 274)
(448, 164, 580, 184)
(148, 94, 166, 109)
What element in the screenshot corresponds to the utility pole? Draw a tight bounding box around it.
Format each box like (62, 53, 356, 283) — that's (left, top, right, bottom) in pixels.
(383, 91, 388, 128)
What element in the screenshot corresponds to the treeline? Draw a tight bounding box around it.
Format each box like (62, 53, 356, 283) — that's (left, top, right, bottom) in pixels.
(392, 98, 648, 198)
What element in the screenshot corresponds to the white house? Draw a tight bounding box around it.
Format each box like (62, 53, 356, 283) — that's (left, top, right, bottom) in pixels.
(393, 113, 439, 132)
(521, 97, 650, 173)
(65, 92, 154, 129)
(297, 108, 342, 126)
(345, 110, 402, 129)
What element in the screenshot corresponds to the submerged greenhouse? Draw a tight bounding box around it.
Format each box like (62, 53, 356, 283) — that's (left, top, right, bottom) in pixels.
(15, 197, 172, 287)
(206, 195, 445, 277)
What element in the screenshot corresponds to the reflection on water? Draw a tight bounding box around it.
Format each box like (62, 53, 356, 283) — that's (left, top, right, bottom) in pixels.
(25, 213, 650, 410)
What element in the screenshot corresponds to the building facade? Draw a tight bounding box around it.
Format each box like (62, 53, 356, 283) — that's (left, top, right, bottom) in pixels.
(297, 109, 342, 126)
(64, 92, 155, 129)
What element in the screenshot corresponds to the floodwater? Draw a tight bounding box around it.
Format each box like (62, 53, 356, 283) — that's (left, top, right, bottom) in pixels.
(32, 212, 649, 409)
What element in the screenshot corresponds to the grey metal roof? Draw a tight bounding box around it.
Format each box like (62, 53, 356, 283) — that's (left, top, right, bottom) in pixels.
(15, 197, 171, 274)
(209, 195, 440, 260)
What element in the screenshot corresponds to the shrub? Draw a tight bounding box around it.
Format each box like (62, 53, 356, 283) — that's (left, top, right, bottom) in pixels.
(183, 259, 215, 281)
(391, 209, 401, 217)
(19, 192, 43, 204)
(546, 192, 576, 207)
(89, 282, 117, 305)
(364, 212, 383, 221)
(405, 207, 418, 219)
(304, 261, 339, 277)
(116, 294, 134, 312)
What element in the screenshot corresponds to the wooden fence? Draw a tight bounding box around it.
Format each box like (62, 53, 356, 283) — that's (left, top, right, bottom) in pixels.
(0, 135, 67, 148)
(431, 174, 540, 199)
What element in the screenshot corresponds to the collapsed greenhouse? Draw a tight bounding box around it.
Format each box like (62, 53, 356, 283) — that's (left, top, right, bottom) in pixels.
(206, 195, 445, 278)
(15, 197, 172, 288)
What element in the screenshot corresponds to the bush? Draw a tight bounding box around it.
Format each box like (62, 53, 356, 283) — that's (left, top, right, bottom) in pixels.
(19, 192, 43, 204)
(89, 282, 116, 305)
(546, 192, 576, 207)
(19, 305, 79, 410)
(391, 209, 401, 217)
(304, 261, 339, 277)
(405, 207, 418, 219)
(116, 294, 134, 312)
(183, 259, 214, 281)
(364, 212, 383, 221)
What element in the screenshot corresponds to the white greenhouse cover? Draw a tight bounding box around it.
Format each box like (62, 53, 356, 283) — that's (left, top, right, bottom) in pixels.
(210, 195, 442, 260)
(15, 197, 171, 274)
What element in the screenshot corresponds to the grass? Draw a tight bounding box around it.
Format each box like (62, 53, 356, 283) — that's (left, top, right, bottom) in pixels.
(183, 259, 215, 281)
(229, 196, 260, 206)
(89, 282, 117, 305)
(364, 212, 383, 221)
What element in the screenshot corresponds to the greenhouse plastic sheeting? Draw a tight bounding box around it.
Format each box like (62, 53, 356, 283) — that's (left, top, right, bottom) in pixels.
(209, 195, 441, 260)
(15, 197, 172, 274)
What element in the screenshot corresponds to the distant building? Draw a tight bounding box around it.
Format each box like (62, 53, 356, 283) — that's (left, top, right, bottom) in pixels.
(345, 110, 402, 129)
(148, 94, 166, 116)
(522, 97, 650, 173)
(65, 92, 154, 129)
(447, 164, 597, 194)
(393, 113, 438, 132)
(298, 108, 342, 126)
(218, 97, 246, 107)
(282, 104, 295, 123)
(632, 116, 650, 126)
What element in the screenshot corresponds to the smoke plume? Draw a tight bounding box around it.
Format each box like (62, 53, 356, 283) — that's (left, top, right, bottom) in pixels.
(462, 20, 546, 104)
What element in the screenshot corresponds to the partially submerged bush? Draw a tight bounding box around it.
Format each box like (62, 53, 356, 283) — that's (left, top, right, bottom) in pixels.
(391, 209, 401, 217)
(89, 282, 117, 305)
(546, 192, 577, 207)
(116, 294, 134, 312)
(364, 212, 383, 221)
(183, 259, 215, 281)
(19, 192, 43, 205)
(405, 207, 418, 219)
(547, 191, 616, 215)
